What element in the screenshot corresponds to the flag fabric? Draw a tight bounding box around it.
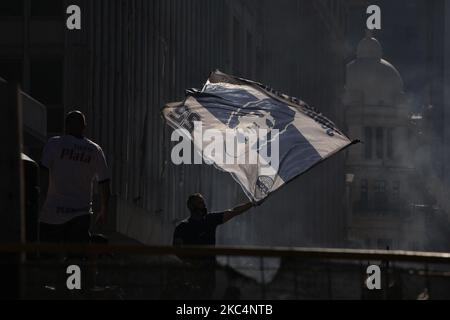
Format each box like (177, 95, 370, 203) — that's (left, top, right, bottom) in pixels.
(162, 70, 354, 203)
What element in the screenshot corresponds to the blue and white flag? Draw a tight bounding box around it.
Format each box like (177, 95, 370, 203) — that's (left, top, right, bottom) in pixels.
(163, 70, 355, 203)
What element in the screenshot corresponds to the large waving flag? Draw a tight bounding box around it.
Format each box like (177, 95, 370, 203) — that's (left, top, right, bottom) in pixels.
(163, 70, 356, 203)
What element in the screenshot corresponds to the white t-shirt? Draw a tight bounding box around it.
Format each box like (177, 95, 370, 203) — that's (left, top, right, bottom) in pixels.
(40, 135, 110, 225)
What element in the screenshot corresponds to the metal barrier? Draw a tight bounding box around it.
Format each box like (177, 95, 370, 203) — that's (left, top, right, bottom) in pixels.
(1, 244, 450, 300)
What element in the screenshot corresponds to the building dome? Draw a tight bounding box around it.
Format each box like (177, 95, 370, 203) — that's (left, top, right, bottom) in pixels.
(357, 36, 383, 59)
(344, 34, 405, 107)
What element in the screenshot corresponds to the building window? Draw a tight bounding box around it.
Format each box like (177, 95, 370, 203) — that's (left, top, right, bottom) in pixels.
(377, 238, 392, 250)
(392, 181, 400, 201)
(30, 0, 63, 18)
(375, 127, 384, 159)
(387, 128, 394, 159)
(374, 180, 387, 212)
(410, 241, 419, 251)
(364, 127, 372, 159)
(360, 179, 369, 212)
(392, 180, 400, 212)
(0, 2, 23, 17)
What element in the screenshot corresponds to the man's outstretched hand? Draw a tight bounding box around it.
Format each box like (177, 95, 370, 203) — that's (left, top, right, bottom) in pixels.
(222, 200, 261, 223)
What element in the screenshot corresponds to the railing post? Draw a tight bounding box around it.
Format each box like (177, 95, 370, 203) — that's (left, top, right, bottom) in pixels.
(425, 263, 430, 299)
(385, 246, 390, 300)
(259, 256, 266, 299)
(327, 262, 332, 299)
(294, 259, 298, 299)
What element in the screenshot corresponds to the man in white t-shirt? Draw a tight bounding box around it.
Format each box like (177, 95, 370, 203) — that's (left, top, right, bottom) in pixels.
(40, 110, 111, 245)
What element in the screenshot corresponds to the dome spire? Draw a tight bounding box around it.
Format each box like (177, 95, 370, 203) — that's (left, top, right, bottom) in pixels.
(357, 31, 382, 59)
(365, 28, 373, 38)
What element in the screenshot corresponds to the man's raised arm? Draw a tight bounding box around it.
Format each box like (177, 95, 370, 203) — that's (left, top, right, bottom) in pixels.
(222, 201, 255, 223)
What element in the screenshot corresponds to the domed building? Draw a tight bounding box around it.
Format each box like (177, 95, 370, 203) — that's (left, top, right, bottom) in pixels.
(344, 33, 427, 251)
(345, 35, 406, 107)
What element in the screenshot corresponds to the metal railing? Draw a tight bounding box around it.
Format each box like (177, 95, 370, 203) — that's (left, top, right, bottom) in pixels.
(1, 244, 450, 300)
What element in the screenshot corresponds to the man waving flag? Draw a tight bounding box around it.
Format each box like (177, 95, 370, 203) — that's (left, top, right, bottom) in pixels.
(163, 70, 357, 203)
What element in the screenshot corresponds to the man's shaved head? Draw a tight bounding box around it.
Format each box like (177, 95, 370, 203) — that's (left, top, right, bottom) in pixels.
(187, 193, 207, 218)
(65, 110, 86, 136)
